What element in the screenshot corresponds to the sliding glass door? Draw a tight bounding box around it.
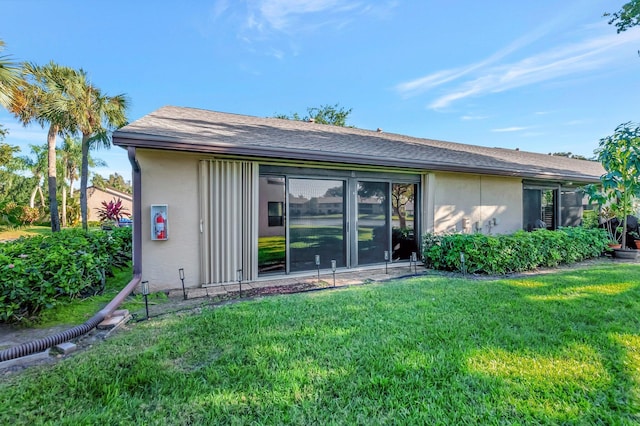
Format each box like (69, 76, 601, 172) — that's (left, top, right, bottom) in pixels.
(357, 181, 389, 265)
(258, 171, 420, 276)
(288, 178, 346, 272)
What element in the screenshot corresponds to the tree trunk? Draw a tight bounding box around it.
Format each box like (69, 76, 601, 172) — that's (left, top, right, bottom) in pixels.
(61, 179, 67, 227)
(80, 133, 90, 231)
(29, 185, 37, 208)
(37, 185, 45, 207)
(47, 124, 60, 232)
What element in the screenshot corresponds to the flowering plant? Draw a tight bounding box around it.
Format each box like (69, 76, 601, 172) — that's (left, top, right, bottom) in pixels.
(97, 198, 130, 223)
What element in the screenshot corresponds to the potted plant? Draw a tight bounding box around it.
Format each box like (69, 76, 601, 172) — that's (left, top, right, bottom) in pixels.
(584, 122, 640, 259)
(630, 231, 640, 250)
(97, 198, 130, 230)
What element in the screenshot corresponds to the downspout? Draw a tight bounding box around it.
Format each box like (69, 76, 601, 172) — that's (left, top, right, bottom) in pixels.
(0, 147, 143, 362)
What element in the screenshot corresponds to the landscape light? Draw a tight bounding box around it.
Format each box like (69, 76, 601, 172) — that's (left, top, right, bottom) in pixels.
(331, 259, 337, 287)
(384, 250, 389, 274)
(141, 281, 150, 320)
(178, 268, 186, 300)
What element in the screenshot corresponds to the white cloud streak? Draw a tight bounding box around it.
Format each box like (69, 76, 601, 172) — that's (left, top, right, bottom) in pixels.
(492, 126, 529, 133)
(396, 24, 640, 110)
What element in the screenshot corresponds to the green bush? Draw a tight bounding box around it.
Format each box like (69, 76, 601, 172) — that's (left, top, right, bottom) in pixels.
(422, 227, 609, 275)
(0, 227, 132, 323)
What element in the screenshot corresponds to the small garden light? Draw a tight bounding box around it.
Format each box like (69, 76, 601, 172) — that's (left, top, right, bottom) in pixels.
(237, 269, 243, 298)
(384, 250, 389, 274)
(411, 252, 418, 275)
(331, 259, 337, 287)
(315, 255, 321, 283)
(178, 268, 186, 300)
(141, 280, 150, 320)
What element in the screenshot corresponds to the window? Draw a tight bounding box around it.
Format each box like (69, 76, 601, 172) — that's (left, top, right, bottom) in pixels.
(268, 202, 284, 226)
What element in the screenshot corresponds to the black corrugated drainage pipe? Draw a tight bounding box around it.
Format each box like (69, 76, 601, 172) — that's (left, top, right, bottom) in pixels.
(0, 274, 141, 362)
(0, 145, 144, 363)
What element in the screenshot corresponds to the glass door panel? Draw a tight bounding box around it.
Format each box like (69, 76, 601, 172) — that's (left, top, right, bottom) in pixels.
(258, 176, 286, 275)
(391, 183, 417, 260)
(357, 182, 389, 265)
(289, 178, 346, 272)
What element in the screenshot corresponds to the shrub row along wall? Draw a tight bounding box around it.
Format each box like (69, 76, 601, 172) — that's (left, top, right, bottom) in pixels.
(422, 227, 609, 275)
(0, 227, 132, 323)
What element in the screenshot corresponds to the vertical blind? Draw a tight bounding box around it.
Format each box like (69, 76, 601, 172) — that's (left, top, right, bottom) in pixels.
(199, 159, 258, 284)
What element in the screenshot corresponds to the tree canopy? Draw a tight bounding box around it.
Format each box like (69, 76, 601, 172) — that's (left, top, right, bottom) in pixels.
(92, 172, 132, 194)
(585, 122, 640, 249)
(606, 0, 640, 33)
(274, 104, 353, 127)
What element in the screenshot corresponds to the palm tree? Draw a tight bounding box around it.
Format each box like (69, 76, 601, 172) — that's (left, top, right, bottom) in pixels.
(23, 144, 48, 208)
(10, 62, 77, 232)
(58, 135, 106, 226)
(0, 39, 20, 108)
(54, 70, 128, 230)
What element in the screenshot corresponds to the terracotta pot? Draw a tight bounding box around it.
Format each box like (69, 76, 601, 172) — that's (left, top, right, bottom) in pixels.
(634, 240, 640, 250)
(608, 243, 622, 249)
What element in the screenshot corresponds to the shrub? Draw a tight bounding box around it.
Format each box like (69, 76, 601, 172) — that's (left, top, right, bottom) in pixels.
(97, 198, 130, 223)
(422, 227, 609, 275)
(0, 227, 132, 323)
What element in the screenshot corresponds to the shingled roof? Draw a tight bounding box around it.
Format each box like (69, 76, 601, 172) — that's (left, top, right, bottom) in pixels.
(113, 105, 604, 183)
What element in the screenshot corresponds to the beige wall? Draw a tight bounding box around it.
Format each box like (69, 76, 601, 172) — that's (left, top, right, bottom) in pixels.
(137, 149, 202, 291)
(137, 150, 525, 291)
(427, 172, 522, 234)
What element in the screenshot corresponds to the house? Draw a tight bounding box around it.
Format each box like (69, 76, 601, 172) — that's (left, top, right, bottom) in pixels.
(113, 106, 604, 291)
(86, 186, 133, 222)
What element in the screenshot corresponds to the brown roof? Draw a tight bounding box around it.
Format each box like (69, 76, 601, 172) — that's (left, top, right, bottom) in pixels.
(113, 105, 604, 183)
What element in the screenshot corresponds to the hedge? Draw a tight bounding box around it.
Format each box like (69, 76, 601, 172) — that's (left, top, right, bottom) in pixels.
(0, 227, 132, 323)
(422, 227, 609, 275)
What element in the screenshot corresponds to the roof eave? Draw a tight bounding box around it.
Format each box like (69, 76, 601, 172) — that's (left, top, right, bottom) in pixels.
(112, 132, 601, 185)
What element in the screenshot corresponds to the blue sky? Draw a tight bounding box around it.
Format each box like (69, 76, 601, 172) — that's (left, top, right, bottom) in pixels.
(1, 0, 639, 180)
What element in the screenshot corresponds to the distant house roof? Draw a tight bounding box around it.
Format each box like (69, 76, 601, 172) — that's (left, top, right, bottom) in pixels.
(113, 106, 604, 183)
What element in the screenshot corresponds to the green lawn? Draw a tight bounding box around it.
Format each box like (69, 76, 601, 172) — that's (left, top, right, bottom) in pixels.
(0, 225, 52, 241)
(2, 263, 640, 424)
(35, 264, 167, 327)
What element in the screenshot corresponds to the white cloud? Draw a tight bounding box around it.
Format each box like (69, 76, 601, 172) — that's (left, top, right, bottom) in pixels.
(257, 0, 354, 31)
(492, 126, 529, 133)
(460, 114, 489, 121)
(396, 23, 640, 110)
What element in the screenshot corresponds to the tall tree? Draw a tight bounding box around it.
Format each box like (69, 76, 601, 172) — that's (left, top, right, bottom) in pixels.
(10, 62, 77, 232)
(0, 40, 20, 108)
(274, 104, 353, 127)
(22, 144, 48, 209)
(605, 1, 640, 32)
(56, 70, 128, 230)
(58, 135, 81, 227)
(92, 172, 132, 194)
(58, 135, 106, 226)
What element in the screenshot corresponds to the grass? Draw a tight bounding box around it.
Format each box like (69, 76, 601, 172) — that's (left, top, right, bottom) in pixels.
(2, 263, 640, 424)
(0, 225, 52, 241)
(36, 264, 167, 327)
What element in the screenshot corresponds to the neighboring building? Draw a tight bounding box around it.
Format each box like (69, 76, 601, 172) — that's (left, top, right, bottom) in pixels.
(113, 106, 604, 291)
(86, 186, 133, 222)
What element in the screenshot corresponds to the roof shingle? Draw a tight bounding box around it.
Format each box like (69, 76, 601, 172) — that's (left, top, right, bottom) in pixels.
(113, 105, 604, 183)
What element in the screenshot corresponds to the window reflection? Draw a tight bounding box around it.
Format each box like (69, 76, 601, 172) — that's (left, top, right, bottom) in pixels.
(391, 183, 417, 260)
(289, 178, 345, 272)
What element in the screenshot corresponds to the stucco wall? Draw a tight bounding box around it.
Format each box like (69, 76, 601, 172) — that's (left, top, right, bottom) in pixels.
(431, 172, 522, 234)
(137, 149, 202, 291)
(87, 187, 132, 222)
